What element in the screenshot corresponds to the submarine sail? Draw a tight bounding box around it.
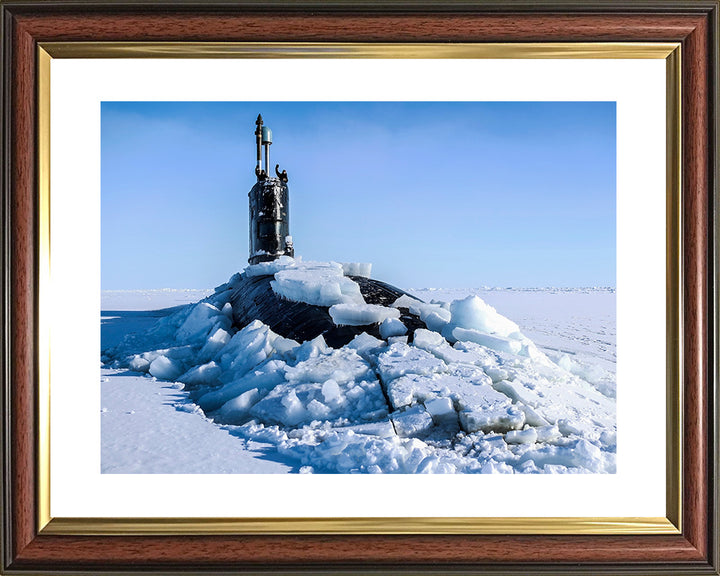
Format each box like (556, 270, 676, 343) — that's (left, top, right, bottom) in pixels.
(230, 115, 424, 348)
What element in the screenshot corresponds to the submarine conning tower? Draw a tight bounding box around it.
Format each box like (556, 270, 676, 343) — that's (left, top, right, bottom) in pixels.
(248, 114, 295, 265)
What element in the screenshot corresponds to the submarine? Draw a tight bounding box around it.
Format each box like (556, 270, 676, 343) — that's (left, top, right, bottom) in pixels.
(228, 115, 425, 348)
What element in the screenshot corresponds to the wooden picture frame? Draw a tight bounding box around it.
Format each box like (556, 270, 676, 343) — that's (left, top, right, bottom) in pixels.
(1, 1, 717, 573)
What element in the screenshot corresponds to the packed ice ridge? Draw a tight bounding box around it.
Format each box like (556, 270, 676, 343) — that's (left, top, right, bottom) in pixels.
(102, 257, 616, 474)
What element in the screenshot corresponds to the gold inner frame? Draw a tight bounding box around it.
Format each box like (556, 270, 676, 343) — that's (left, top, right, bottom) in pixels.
(36, 41, 682, 536)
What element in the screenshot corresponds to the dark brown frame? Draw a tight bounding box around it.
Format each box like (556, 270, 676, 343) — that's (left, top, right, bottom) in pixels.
(1, 1, 718, 574)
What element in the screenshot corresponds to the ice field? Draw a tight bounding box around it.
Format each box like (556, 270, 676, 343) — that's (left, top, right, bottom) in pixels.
(101, 259, 616, 474)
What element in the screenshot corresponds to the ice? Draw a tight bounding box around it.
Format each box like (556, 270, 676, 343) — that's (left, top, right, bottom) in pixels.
(148, 355, 182, 380)
(251, 377, 386, 428)
(413, 329, 498, 368)
(450, 328, 523, 355)
(412, 328, 445, 350)
(218, 321, 277, 375)
(244, 255, 297, 277)
(329, 303, 400, 326)
(376, 342, 446, 382)
(423, 397, 457, 424)
(379, 317, 407, 339)
(197, 327, 231, 362)
(198, 359, 287, 413)
(101, 270, 616, 475)
(177, 302, 231, 343)
(447, 295, 521, 338)
(346, 332, 386, 359)
(457, 385, 525, 434)
(559, 354, 616, 398)
(386, 373, 447, 410)
(215, 388, 262, 424)
(341, 262, 372, 278)
(128, 355, 150, 372)
(178, 361, 221, 387)
(271, 261, 365, 306)
(284, 346, 374, 386)
(536, 424, 561, 443)
(322, 379, 342, 403)
(390, 405, 434, 437)
(392, 295, 451, 333)
(506, 428, 538, 444)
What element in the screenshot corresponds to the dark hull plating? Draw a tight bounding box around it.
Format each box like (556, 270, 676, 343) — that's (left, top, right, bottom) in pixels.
(229, 274, 425, 348)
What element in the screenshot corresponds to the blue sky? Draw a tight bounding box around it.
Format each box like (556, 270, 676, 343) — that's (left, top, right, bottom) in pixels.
(101, 101, 616, 289)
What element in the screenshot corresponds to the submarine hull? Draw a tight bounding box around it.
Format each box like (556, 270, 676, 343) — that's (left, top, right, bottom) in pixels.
(228, 274, 425, 348)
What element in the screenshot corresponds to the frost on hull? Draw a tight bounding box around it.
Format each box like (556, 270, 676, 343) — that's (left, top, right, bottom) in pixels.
(228, 272, 425, 348)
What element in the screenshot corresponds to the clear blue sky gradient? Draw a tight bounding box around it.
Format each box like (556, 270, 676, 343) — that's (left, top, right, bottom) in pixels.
(101, 101, 616, 289)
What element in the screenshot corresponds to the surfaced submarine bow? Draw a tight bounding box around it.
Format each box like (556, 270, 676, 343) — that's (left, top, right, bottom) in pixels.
(249, 114, 294, 265)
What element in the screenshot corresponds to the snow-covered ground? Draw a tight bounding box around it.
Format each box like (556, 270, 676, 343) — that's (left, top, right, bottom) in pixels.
(102, 260, 615, 474)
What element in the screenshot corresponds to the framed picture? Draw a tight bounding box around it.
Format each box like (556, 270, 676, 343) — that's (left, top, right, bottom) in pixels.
(1, 1, 717, 574)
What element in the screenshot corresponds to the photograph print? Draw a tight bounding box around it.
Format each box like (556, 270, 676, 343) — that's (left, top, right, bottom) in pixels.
(100, 101, 616, 475)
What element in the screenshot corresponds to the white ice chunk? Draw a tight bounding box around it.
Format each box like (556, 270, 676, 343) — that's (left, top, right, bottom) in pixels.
(412, 328, 446, 350)
(322, 379, 342, 403)
(392, 295, 451, 333)
(517, 402, 549, 427)
(271, 261, 365, 306)
(447, 295, 521, 338)
(347, 332, 386, 358)
(197, 359, 287, 413)
(450, 327, 523, 355)
(197, 327, 231, 362)
(415, 330, 501, 370)
(386, 373, 447, 410)
(379, 317, 407, 339)
(176, 302, 231, 343)
(376, 343, 447, 383)
(424, 396, 457, 424)
(215, 388, 262, 424)
(506, 427, 538, 444)
(292, 335, 329, 363)
(481, 460, 514, 474)
(285, 347, 374, 386)
(272, 336, 301, 356)
(279, 389, 308, 426)
(329, 303, 400, 326)
(341, 262, 372, 278)
(536, 424, 562, 443)
(148, 355, 182, 381)
(457, 383, 525, 434)
(251, 377, 386, 427)
(244, 255, 297, 277)
(178, 361, 222, 387)
(219, 320, 277, 376)
(391, 405, 434, 438)
(128, 355, 150, 373)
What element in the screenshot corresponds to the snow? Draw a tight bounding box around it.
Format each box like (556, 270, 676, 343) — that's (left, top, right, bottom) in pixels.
(101, 264, 616, 475)
(101, 289, 213, 311)
(101, 367, 293, 473)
